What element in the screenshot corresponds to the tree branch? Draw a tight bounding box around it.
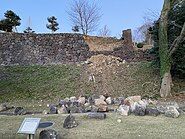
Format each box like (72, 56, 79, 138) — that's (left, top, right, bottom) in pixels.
(169, 22, 185, 56)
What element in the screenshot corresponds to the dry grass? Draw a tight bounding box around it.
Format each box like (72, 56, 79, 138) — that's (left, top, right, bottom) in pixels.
(1, 113, 185, 139)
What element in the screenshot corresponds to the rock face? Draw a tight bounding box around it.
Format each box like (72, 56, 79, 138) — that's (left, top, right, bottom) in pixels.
(165, 106, 180, 118)
(117, 105, 130, 116)
(63, 114, 78, 129)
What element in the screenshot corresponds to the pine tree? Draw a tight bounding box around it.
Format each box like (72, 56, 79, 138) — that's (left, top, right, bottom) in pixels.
(46, 16, 59, 33)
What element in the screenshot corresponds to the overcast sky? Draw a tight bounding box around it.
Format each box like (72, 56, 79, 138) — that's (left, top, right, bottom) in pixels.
(0, 0, 163, 36)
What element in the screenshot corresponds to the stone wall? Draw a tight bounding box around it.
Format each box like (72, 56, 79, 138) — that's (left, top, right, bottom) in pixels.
(0, 32, 153, 66)
(0, 33, 90, 65)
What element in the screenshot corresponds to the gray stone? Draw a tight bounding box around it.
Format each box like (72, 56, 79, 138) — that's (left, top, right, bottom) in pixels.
(14, 107, 26, 115)
(58, 105, 68, 114)
(49, 105, 58, 114)
(78, 97, 86, 105)
(94, 99, 107, 106)
(39, 129, 60, 139)
(63, 114, 78, 129)
(70, 96, 77, 102)
(145, 107, 160, 116)
(117, 105, 130, 116)
(133, 104, 145, 116)
(0, 104, 7, 112)
(165, 106, 180, 118)
(106, 97, 112, 105)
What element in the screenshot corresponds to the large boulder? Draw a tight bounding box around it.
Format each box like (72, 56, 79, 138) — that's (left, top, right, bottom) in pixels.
(117, 105, 130, 116)
(63, 114, 78, 129)
(165, 106, 180, 118)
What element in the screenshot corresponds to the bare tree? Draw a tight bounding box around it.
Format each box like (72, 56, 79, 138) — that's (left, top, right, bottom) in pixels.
(133, 9, 160, 44)
(98, 25, 111, 37)
(68, 0, 101, 35)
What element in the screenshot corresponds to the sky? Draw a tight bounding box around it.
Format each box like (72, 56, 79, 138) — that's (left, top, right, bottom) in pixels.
(0, 0, 163, 36)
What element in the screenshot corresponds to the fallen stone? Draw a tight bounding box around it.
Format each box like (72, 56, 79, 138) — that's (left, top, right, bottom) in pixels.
(165, 106, 180, 118)
(0, 104, 7, 112)
(117, 105, 130, 116)
(133, 104, 145, 116)
(156, 105, 167, 114)
(58, 100, 67, 107)
(94, 99, 107, 106)
(91, 105, 99, 112)
(58, 105, 68, 114)
(145, 107, 160, 116)
(70, 96, 77, 102)
(63, 114, 78, 129)
(84, 102, 90, 108)
(67, 105, 84, 113)
(39, 129, 60, 139)
(113, 97, 124, 105)
(78, 96, 86, 105)
(125, 96, 141, 103)
(14, 107, 26, 115)
(87, 113, 106, 119)
(106, 97, 112, 105)
(98, 105, 108, 112)
(49, 105, 58, 114)
(99, 95, 106, 101)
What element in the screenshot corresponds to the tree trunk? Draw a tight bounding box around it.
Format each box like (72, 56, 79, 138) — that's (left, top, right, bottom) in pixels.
(159, 0, 172, 97)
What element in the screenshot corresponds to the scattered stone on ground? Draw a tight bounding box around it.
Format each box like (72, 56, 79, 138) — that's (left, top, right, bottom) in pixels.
(63, 114, 78, 129)
(106, 97, 113, 105)
(165, 106, 180, 118)
(49, 105, 58, 114)
(14, 107, 26, 115)
(117, 105, 130, 116)
(39, 129, 60, 139)
(133, 103, 146, 116)
(145, 107, 160, 117)
(0, 104, 7, 112)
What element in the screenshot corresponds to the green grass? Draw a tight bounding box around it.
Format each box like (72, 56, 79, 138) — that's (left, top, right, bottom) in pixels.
(0, 65, 81, 102)
(1, 113, 185, 139)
